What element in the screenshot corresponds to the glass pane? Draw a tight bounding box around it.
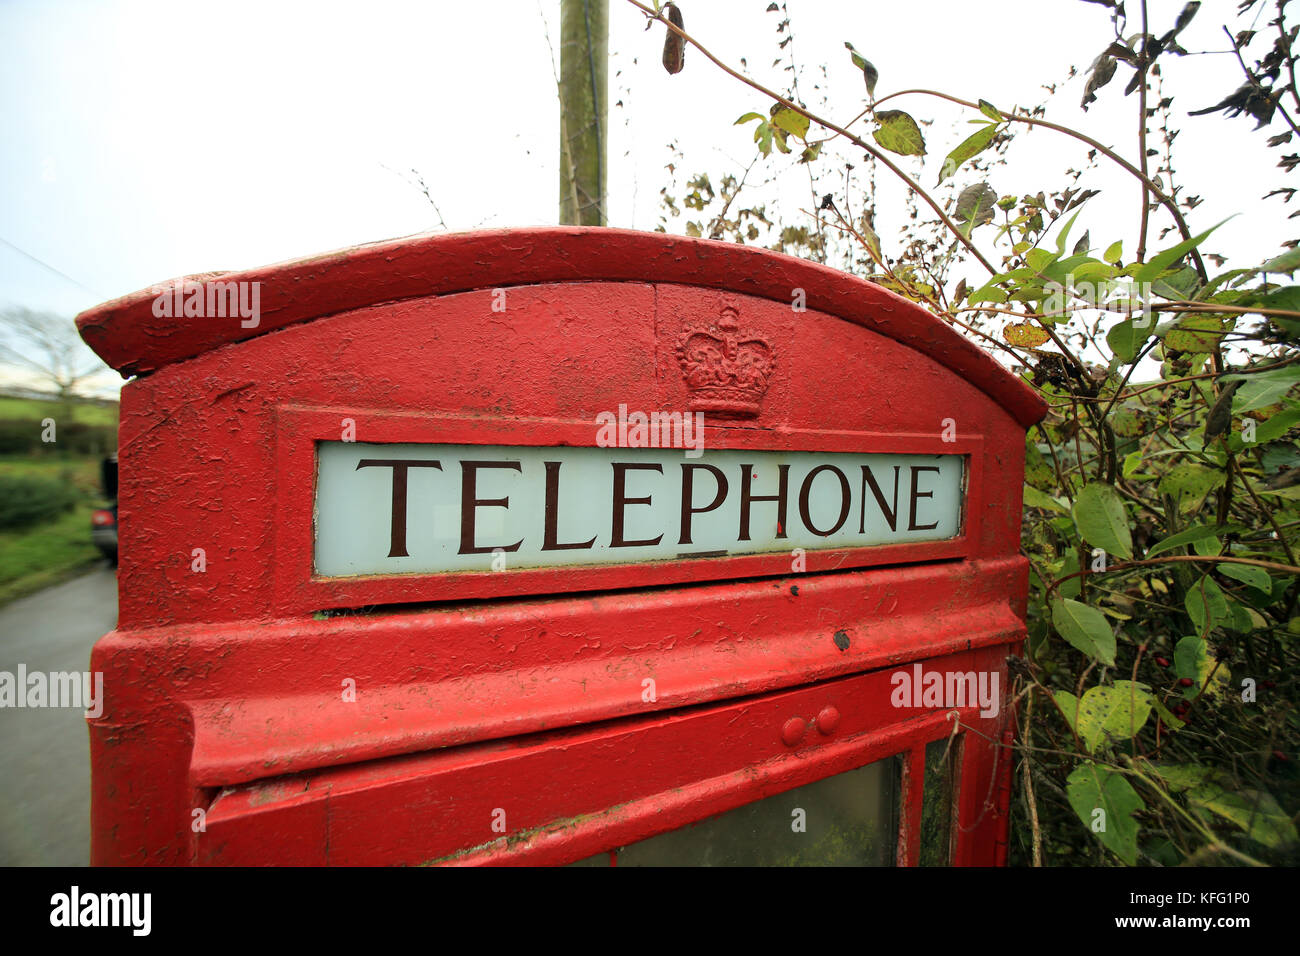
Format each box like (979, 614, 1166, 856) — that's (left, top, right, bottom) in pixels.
(570, 755, 900, 867)
(567, 850, 616, 867)
(919, 736, 960, 866)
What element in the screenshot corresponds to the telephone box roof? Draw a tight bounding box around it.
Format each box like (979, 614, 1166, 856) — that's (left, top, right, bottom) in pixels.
(76, 226, 1046, 428)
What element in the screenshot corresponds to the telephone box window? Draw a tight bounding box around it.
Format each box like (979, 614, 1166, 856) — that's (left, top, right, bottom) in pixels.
(919, 736, 961, 867)
(572, 755, 900, 867)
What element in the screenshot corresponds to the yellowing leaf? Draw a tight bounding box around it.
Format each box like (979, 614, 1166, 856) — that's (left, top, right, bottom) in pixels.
(771, 107, 810, 139)
(1003, 321, 1050, 348)
(938, 124, 997, 185)
(872, 110, 926, 156)
(1165, 314, 1229, 353)
(1187, 784, 1298, 848)
(1059, 683, 1153, 753)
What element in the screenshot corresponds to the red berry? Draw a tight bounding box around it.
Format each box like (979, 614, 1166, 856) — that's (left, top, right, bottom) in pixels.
(1155, 657, 1170, 668)
(1274, 751, 1288, 762)
(1179, 677, 1194, 687)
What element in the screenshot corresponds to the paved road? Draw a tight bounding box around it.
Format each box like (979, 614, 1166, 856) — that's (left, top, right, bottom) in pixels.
(0, 567, 117, 866)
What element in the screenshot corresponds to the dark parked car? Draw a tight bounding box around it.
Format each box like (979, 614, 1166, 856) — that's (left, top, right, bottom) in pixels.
(93, 454, 117, 565)
(91, 503, 117, 565)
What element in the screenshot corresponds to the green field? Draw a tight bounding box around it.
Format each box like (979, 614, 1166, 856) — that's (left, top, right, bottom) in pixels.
(0, 395, 118, 605)
(0, 502, 102, 605)
(0, 395, 118, 426)
(0, 455, 103, 494)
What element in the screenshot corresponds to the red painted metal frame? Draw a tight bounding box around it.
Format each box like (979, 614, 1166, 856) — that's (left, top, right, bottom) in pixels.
(87, 555, 1027, 864)
(275, 404, 983, 613)
(899, 745, 925, 867)
(197, 646, 1008, 866)
(188, 558, 1028, 787)
(76, 227, 1046, 866)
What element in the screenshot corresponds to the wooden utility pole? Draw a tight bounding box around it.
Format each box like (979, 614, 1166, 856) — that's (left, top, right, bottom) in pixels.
(558, 0, 608, 225)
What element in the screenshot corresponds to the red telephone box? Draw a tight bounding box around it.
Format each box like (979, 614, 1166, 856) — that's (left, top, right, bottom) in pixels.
(77, 227, 1045, 866)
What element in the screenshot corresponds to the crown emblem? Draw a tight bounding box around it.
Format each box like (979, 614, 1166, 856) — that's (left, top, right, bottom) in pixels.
(675, 300, 775, 419)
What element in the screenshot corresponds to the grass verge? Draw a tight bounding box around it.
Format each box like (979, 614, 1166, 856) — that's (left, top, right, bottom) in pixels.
(0, 498, 105, 607)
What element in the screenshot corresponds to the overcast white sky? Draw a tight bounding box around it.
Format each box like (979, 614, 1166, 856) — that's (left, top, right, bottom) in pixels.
(0, 0, 1293, 395)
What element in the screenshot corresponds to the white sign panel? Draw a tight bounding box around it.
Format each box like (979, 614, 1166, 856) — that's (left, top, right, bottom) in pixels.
(314, 442, 964, 577)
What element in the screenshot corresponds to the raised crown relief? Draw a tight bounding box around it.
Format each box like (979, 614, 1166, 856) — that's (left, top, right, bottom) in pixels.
(675, 299, 775, 419)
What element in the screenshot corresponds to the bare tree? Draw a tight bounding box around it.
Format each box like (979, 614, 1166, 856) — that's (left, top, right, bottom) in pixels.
(0, 307, 109, 416)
